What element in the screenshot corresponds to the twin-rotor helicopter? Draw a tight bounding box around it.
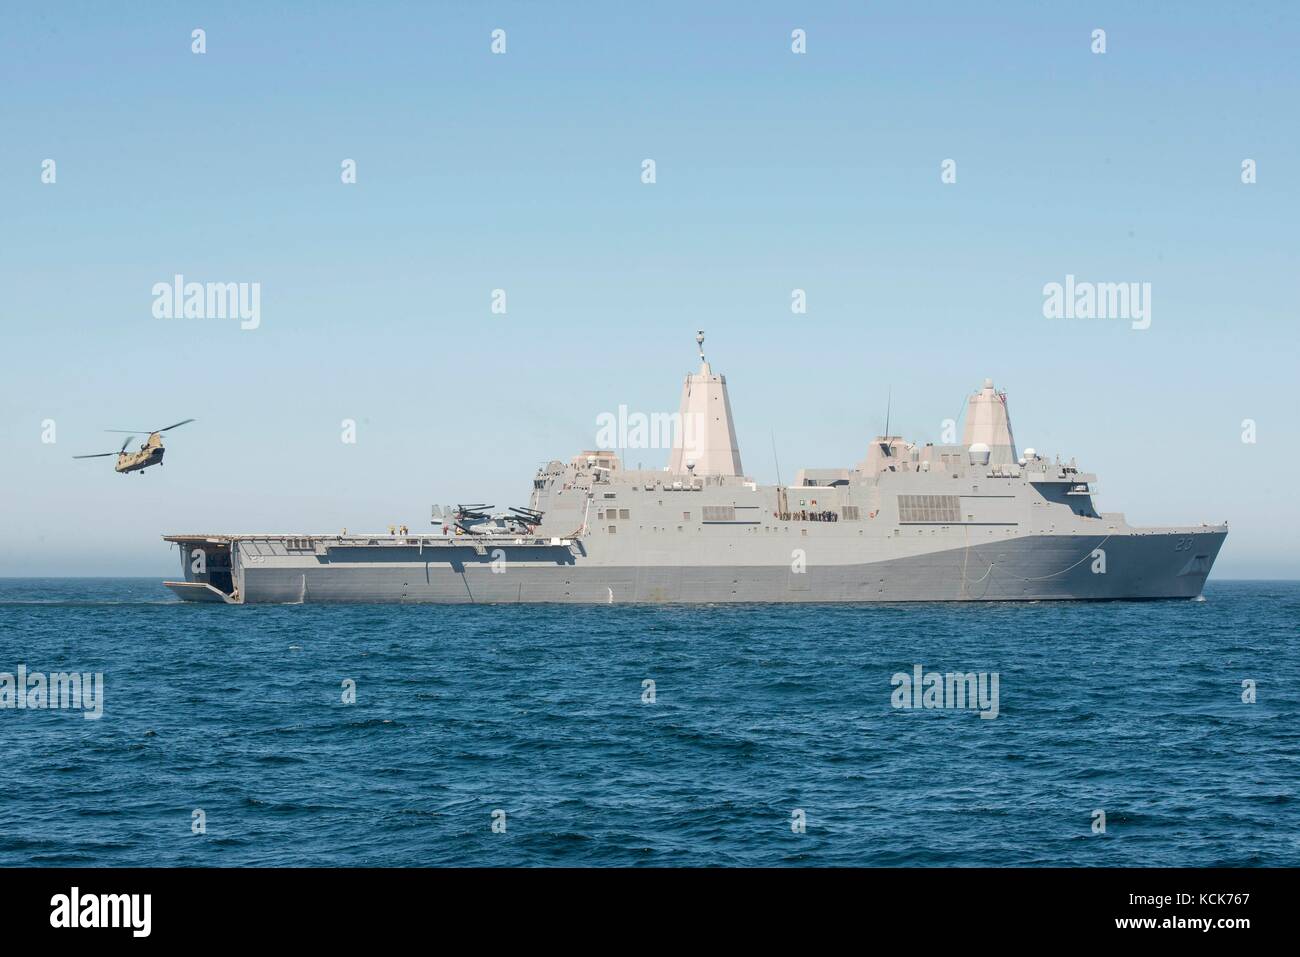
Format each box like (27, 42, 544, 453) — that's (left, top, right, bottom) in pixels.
(73, 419, 195, 475)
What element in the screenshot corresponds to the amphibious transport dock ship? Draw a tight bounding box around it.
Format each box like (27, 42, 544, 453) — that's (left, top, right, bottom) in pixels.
(164, 334, 1226, 604)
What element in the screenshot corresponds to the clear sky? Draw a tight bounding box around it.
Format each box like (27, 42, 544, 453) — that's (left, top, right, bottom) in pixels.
(1, 1, 1296, 577)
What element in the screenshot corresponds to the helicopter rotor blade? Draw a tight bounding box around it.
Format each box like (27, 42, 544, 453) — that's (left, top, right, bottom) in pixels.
(105, 418, 194, 434)
(73, 452, 117, 459)
(119, 435, 135, 452)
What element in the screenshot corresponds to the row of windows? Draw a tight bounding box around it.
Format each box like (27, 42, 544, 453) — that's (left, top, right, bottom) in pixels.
(602, 524, 1016, 537)
(601, 524, 878, 537)
(602, 507, 866, 524)
(604, 509, 698, 521)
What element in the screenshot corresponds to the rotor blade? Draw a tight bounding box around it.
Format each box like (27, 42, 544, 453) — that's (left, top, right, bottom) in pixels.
(105, 419, 194, 434)
(73, 452, 118, 459)
(119, 435, 135, 452)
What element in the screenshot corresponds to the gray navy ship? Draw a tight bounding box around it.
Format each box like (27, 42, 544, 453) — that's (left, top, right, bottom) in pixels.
(164, 333, 1226, 604)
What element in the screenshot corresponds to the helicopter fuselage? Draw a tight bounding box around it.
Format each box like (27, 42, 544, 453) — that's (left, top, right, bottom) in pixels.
(115, 436, 165, 473)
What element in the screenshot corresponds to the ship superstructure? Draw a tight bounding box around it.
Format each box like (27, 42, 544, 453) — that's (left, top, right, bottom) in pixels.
(164, 335, 1225, 604)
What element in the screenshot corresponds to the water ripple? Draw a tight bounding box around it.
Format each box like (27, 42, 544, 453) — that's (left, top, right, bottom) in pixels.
(0, 578, 1296, 866)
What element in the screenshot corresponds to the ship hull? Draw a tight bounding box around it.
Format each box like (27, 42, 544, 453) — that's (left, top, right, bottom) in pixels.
(166, 528, 1226, 604)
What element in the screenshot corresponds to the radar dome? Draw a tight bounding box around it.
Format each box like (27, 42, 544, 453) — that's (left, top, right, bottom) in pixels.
(968, 442, 991, 466)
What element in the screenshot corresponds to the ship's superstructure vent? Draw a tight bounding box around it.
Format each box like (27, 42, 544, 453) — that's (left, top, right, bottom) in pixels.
(898, 494, 961, 524)
(702, 505, 737, 522)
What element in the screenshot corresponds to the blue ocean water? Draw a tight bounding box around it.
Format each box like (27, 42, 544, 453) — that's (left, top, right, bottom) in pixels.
(0, 578, 1296, 867)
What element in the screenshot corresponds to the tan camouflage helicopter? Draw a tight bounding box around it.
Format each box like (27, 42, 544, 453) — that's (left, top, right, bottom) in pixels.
(73, 419, 195, 475)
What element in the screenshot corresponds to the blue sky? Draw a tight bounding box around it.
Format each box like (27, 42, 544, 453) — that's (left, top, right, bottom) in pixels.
(1, 1, 1296, 577)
